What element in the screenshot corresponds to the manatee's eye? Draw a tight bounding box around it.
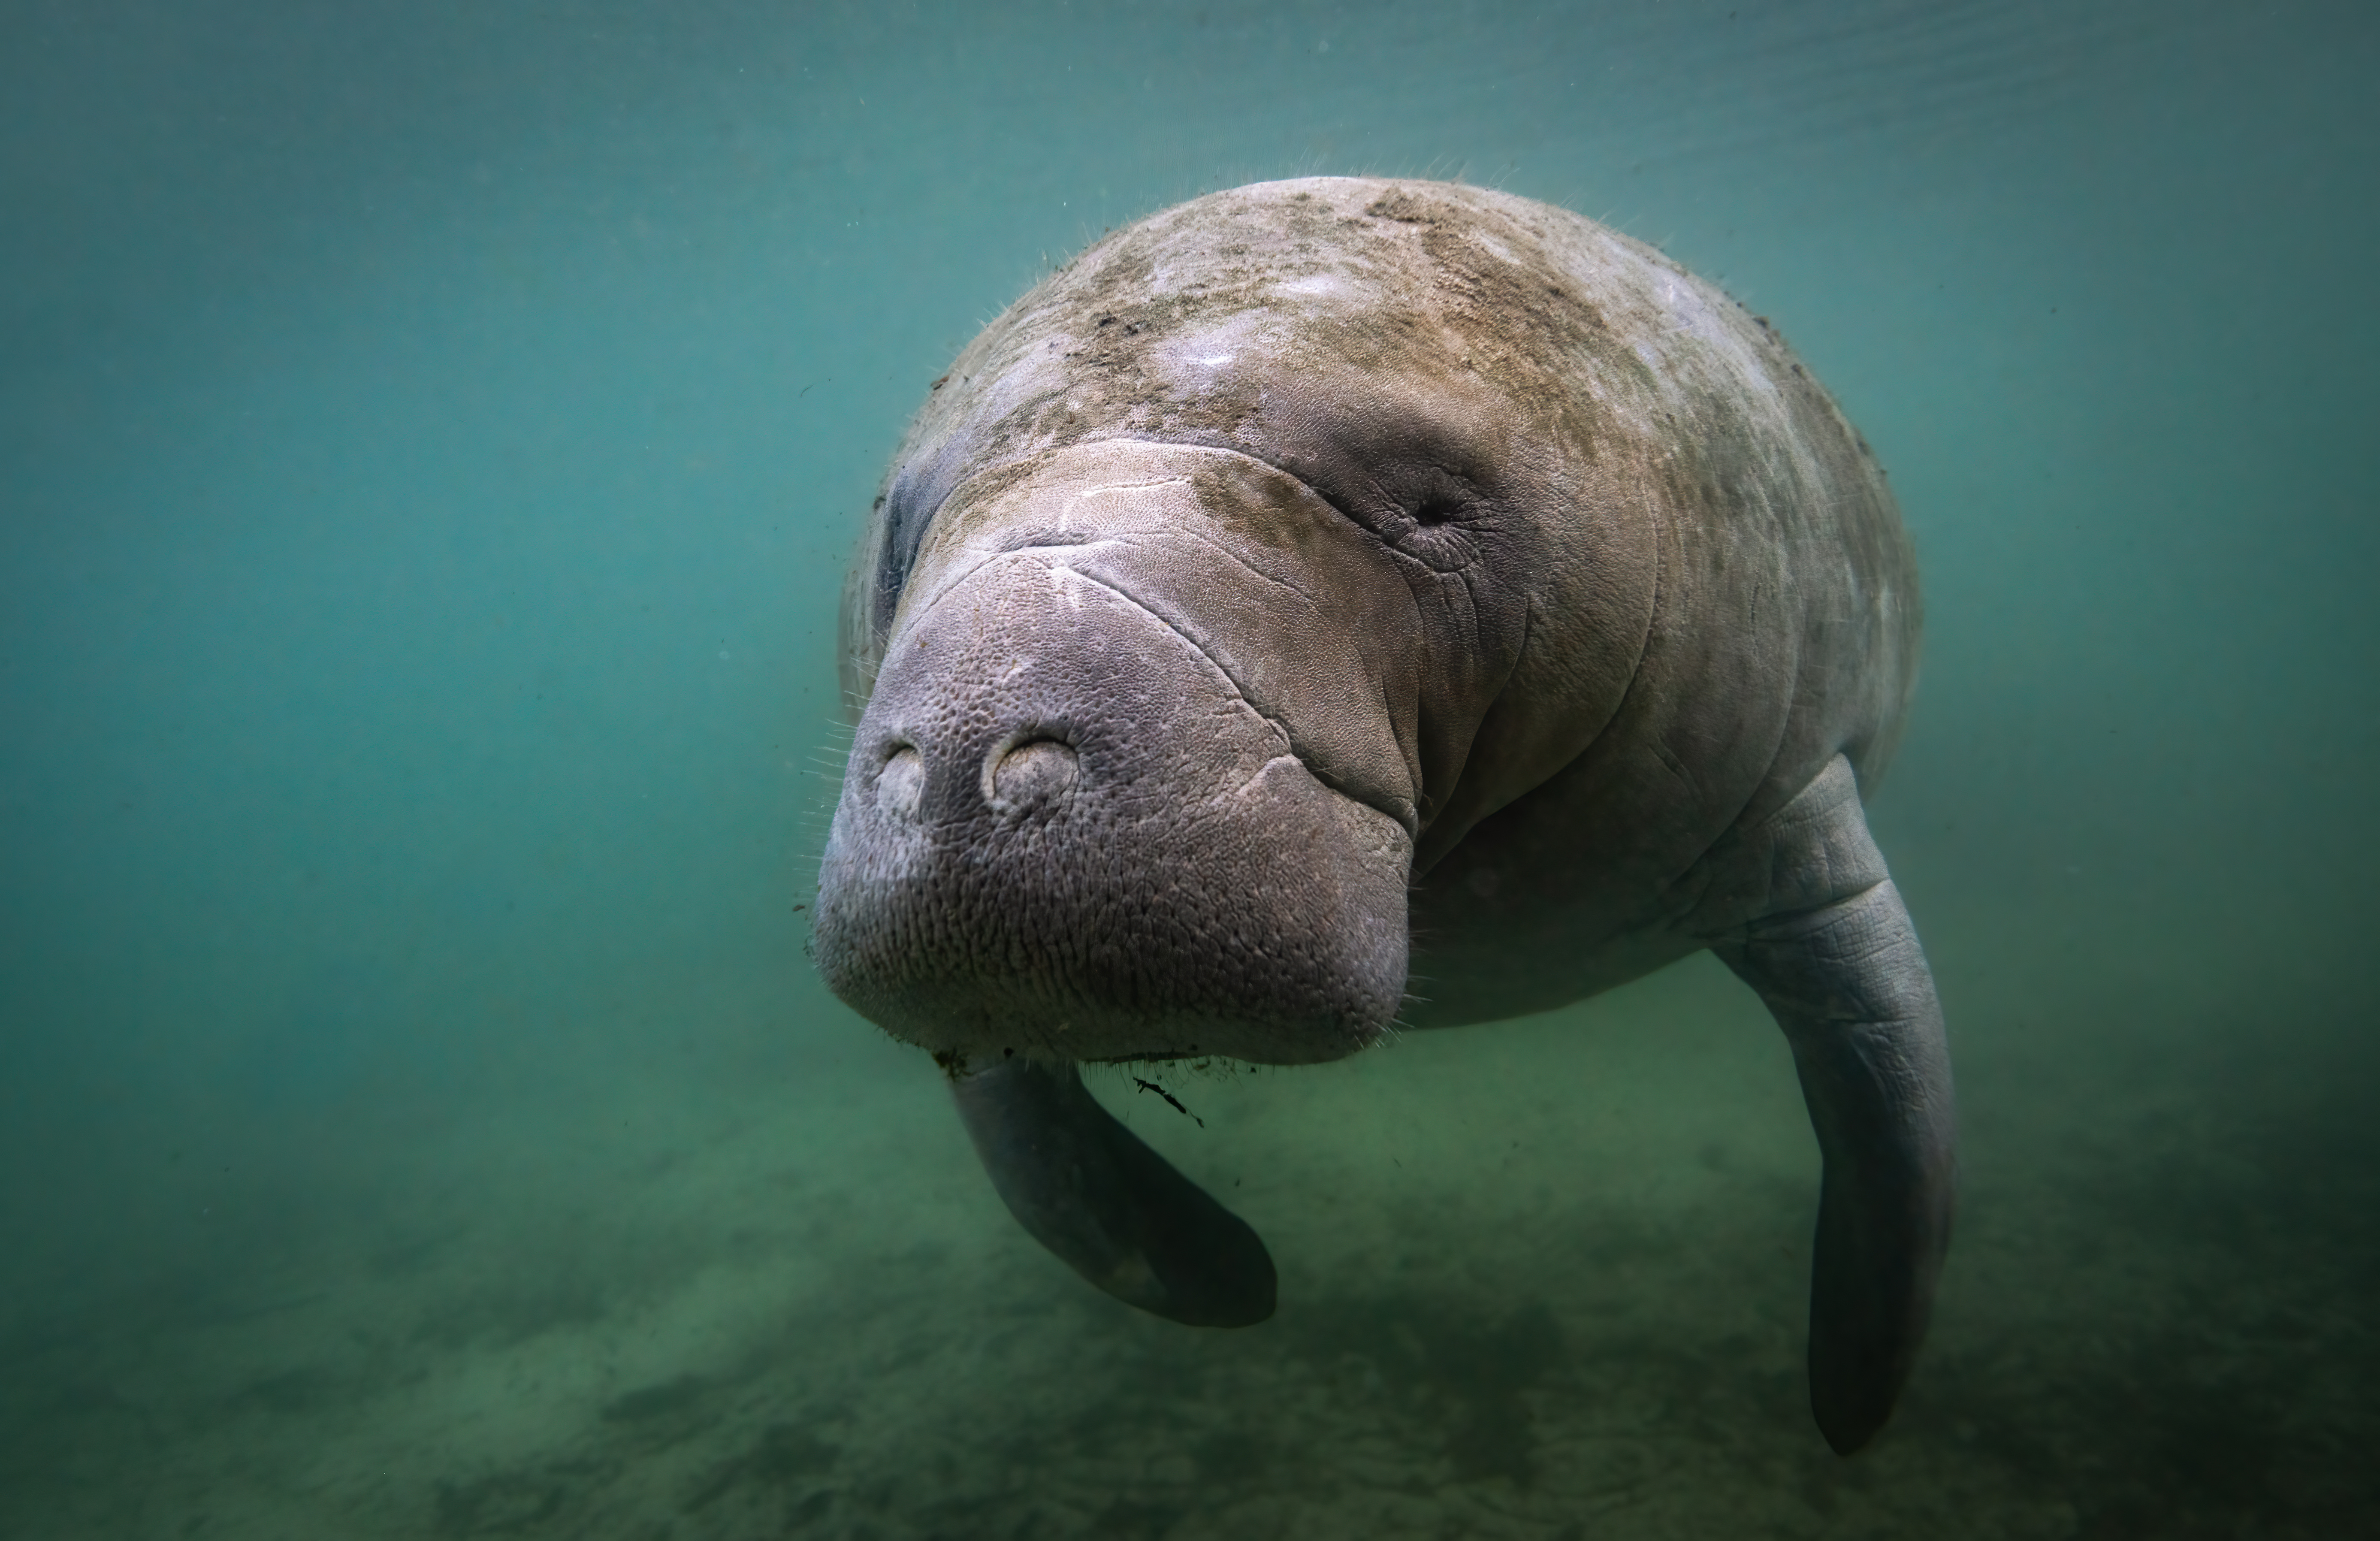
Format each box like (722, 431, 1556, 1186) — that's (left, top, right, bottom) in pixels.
(1389, 484, 1485, 571)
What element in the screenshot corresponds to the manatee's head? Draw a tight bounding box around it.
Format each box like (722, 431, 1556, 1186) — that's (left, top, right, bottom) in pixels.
(813, 441, 1422, 1064)
(813, 178, 1684, 1065)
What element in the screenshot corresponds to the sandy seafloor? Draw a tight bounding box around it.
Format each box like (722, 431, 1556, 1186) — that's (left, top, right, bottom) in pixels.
(7, 886, 2371, 1541)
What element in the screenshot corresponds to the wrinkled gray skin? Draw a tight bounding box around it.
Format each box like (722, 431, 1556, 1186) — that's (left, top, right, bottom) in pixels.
(814, 178, 1954, 1454)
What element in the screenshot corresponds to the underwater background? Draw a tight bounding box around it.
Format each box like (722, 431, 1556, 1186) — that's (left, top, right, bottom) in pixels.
(3, 0, 2374, 1535)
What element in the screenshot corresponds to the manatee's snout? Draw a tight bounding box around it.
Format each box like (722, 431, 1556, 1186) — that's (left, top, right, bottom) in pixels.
(815, 542, 1414, 1067)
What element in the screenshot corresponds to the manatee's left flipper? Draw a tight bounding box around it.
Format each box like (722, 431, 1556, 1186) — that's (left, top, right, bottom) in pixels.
(948, 1056, 1276, 1327)
(1709, 758, 1957, 1455)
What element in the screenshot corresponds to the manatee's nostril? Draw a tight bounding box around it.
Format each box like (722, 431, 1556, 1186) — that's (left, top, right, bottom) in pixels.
(990, 738, 1079, 809)
(877, 745, 925, 821)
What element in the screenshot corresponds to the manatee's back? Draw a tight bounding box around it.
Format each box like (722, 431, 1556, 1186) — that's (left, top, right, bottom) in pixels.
(1517, 196, 1921, 808)
(1370, 190, 1923, 1023)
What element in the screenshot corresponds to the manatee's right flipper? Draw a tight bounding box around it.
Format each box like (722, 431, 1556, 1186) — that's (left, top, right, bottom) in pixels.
(948, 1056, 1276, 1328)
(1711, 759, 1957, 1455)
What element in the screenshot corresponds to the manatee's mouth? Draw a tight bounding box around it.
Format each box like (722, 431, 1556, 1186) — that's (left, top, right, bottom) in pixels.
(814, 541, 1414, 1067)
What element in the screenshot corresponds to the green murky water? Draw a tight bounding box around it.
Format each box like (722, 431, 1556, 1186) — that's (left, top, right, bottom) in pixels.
(3, 3, 2374, 1535)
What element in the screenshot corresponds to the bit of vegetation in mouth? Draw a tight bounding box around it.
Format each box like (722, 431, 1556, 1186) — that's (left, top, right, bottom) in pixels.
(1130, 1076, 1203, 1127)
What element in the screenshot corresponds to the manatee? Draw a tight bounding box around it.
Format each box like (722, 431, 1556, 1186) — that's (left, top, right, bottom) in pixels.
(814, 177, 1954, 1454)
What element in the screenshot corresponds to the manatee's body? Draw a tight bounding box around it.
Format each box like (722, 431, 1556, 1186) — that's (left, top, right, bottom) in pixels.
(815, 178, 1954, 1453)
